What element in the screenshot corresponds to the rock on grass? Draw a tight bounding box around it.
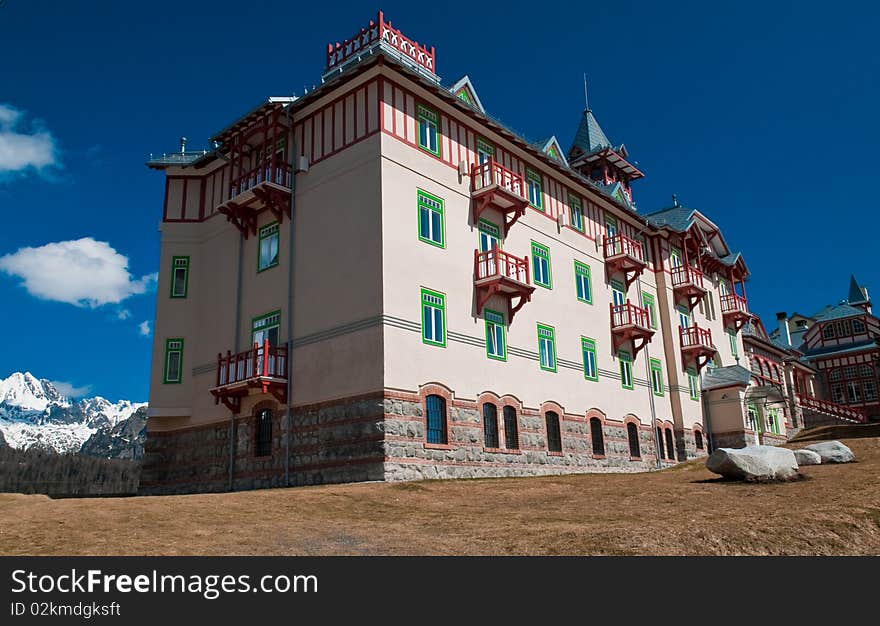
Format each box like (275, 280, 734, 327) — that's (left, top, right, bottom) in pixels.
(706, 445, 800, 482)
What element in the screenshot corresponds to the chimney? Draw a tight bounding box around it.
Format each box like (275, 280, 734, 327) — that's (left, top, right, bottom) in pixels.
(179, 136, 188, 154)
(776, 312, 791, 347)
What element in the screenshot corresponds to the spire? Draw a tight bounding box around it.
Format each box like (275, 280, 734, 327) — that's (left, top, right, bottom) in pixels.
(569, 108, 612, 158)
(848, 274, 869, 304)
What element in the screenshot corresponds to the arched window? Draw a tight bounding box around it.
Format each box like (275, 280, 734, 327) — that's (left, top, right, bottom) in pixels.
(255, 408, 272, 457)
(503, 406, 519, 450)
(426, 394, 448, 444)
(695, 430, 704, 450)
(482, 403, 499, 449)
(664, 429, 676, 461)
(590, 417, 605, 456)
(545, 411, 562, 452)
(627, 422, 640, 458)
(656, 427, 665, 459)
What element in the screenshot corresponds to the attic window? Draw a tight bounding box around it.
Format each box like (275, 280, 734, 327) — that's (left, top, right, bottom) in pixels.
(796, 320, 808, 328)
(456, 88, 472, 104)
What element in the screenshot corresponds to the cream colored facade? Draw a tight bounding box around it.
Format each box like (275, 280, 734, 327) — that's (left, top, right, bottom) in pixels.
(142, 35, 760, 493)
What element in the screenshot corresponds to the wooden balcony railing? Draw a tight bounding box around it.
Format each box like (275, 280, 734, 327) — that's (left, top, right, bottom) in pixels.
(603, 234, 644, 262)
(796, 393, 866, 424)
(230, 162, 292, 199)
(474, 248, 530, 285)
(216, 339, 288, 388)
(470, 157, 526, 198)
(680, 324, 714, 349)
(721, 293, 749, 314)
(610, 301, 650, 330)
(672, 265, 705, 290)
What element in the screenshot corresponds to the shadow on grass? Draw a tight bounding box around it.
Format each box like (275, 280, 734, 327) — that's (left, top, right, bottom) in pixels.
(692, 473, 811, 484)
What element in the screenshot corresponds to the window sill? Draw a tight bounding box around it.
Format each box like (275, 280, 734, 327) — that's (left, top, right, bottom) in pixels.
(547, 451, 563, 457)
(629, 456, 642, 462)
(424, 443, 453, 451)
(592, 454, 606, 460)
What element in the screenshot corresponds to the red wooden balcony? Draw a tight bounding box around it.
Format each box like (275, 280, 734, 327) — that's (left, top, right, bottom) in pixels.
(210, 339, 288, 413)
(470, 157, 529, 234)
(610, 301, 654, 357)
(217, 162, 292, 238)
(671, 265, 708, 310)
(680, 324, 716, 372)
(721, 293, 753, 332)
(604, 234, 647, 288)
(474, 248, 535, 322)
(796, 393, 866, 424)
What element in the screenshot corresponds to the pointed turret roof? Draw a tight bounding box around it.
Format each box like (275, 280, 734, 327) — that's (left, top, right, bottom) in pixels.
(848, 274, 869, 304)
(570, 108, 612, 156)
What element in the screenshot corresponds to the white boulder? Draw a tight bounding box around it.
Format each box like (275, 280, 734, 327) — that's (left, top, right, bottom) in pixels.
(804, 440, 855, 464)
(794, 449, 822, 466)
(706, 445, 799, 481)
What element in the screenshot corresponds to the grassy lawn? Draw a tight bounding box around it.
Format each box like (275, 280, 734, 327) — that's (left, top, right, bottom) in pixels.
(1, 426, 879, 556)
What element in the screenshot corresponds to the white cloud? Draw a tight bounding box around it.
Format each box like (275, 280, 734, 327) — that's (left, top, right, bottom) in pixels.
(0, 238, 157, 308)
(0, 104, 58, 173)
(138, 321, 151, 336)
(50, 381, 93, 398)
(117, 308, 132, 320)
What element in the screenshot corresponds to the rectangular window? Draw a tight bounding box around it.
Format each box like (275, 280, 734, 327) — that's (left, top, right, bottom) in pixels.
(678, 305, 691, 329)
(619, 350, 633, 390)
(478, 219, 501, 252)
(728, 330, 739, 357)
(574, 261, 592, 304)
(537, 324, 557, 372)
(605, 216, 618, 238)
(527, 169, 543, 210)
(163, 338, 184, 384)
(170, 256, 189, 298)
(650, 358, 664, 396)
(688, 368, 699, 401)
(417, 190, 445, 247)
(642, 292, 657, 329)
(252, 311, 281, 347)
(581, 337, 598, 382)
(421, 288, 446, 347)
(531, 241, 552, 288)
(485, 309, 506, 361)
(670, 246, 682, 268)
(257, 222, 280, 272)
(569, 194, 584, 232)
(611, 280, 625, 307)
(477, 138, 495, 164)
(417, 105, 440, 156)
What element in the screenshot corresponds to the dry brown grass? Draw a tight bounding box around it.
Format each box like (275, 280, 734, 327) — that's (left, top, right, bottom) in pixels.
(2, 428, 879, 556)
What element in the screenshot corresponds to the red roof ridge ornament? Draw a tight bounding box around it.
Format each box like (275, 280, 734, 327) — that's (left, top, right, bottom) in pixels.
(324, 12, 437, 82)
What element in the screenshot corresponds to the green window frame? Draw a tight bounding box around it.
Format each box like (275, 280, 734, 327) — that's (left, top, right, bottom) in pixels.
(611, 279, 625, 307)
(476, 138, 495, 163)
(257, 222, 280, 272)
(417, 105, 440, 157)
(574, 261, 592, 304)
(252, 310, 281, 347)
(569, 194, 585, 232)
(170, 256, 189, 298)
(537, 324, 557, 372)
(421, 288, 446, 347)
(163, 338, 184, 384)
(485, 309, 507, 361)
(581, 337, 598, 382)
(687, 367, 699, 401)
(642, 292, 657, 329)
(456, 88, 472, 104)
(619, 350, 633, 390)
(728, 330, 739, 357)
(526, 169, 543, 210)
(478, 219, 501, 252)
(650, 358, 664, 397)
(417, 189, 445, 248)
(531, 241, 552, 289)
(670, 246, 683, 268)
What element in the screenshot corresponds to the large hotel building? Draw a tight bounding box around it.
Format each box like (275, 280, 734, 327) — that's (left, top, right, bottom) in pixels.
(141, 14, 872, 494)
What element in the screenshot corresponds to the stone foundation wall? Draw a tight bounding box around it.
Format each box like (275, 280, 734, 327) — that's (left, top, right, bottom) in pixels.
(382, 390, 663, 481)
(710, 429, 751, 450)
(678, 428, 709, 460)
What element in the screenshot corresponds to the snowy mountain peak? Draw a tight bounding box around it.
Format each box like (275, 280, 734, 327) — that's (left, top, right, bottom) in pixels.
(0, 372, 146, 454)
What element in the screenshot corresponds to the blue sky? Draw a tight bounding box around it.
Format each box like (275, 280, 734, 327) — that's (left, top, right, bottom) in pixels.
(1, 1, 878, 401)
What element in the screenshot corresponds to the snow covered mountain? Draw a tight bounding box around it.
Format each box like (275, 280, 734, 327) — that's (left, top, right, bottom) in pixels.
(0, 372, 147, 455)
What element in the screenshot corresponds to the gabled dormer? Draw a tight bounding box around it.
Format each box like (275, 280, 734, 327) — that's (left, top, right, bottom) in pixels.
(538, 136, 568, 166)
(449, 75, 485, 113)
